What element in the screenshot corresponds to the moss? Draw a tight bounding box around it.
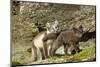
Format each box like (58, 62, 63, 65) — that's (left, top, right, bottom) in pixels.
(12, 61, 21, 65)
(70, 44, 96, 62)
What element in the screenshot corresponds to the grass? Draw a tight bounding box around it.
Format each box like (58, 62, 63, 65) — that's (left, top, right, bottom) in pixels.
(69, 44, 96, 62)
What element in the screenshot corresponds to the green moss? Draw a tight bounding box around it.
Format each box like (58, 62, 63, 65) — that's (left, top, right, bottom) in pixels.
(70, 45, 96, 62)
(12, 61, 21, 65)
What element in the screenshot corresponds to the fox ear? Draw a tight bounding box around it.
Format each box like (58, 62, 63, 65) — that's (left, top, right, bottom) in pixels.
(79, 25, 83, 30)
(79, 25, 84, 33)
(73, 27, 78, 33)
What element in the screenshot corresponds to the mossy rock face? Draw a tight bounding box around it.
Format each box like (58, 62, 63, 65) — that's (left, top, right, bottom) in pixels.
(12, 1, 96, 43)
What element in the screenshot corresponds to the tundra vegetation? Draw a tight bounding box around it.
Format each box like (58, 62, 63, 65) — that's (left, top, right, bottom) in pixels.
(12, 1, 96, 66)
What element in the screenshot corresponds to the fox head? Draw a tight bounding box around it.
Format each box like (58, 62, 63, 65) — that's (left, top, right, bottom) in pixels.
(72, 25, 84, 38)
(46, 20, 60, 33)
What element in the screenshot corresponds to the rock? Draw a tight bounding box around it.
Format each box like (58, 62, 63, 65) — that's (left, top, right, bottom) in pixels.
(56, 46, 65, 55)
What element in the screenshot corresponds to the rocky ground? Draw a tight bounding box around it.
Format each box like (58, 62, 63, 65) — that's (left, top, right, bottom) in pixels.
(12, 39, 96, 65)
